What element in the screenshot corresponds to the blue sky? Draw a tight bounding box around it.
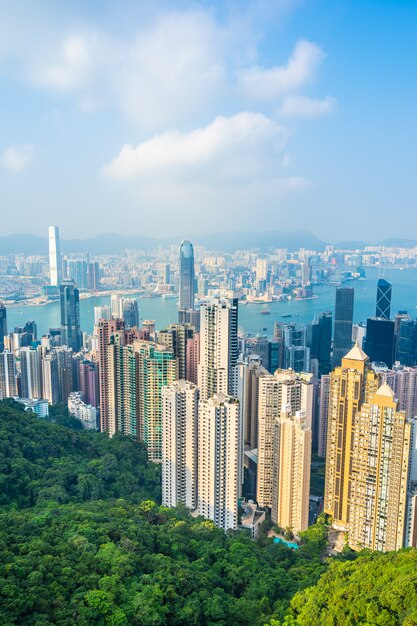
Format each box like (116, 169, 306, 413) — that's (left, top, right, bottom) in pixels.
(1, 0, 416, 242)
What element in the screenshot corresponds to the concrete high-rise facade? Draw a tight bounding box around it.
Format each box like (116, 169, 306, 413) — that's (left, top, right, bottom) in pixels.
(324, 343, 380, 530)
(257, 369, 313, 511)
(48, 226, 61, 287)
(317, 374, 330, 458)
(186, 332, 200, 384)
(158, 323, 196, 381)
(162, 381, 199, 509)
(97, 318, 124, 432)
(333, 287, 354, 368)
(198, 298, 238, 401)
(20, 346, 42, 399)
(107, 331, 138, 438)
(348, 385, 410, 551)
(60, 279, 82, 352)
(179, 240, 195, 311)
(42, 352, 60, 404)
(0, 302, 7, 352)
(0, 351, 17, 399)
(122, 298, 140, 328)
(376, 278, 392, 319)
(272, 409, 311, 533)
(134, 340, 177, 462)
(198, 394, 241, 531)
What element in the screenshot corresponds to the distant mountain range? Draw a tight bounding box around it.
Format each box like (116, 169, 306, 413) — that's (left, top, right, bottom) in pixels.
(0, 231, 416, 255)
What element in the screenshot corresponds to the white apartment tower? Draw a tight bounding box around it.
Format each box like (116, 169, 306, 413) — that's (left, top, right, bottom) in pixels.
(257, 369, 313, 512)
(198, 394, 241, 531)
(48, 226, 61, 287)
(161, 381, 199, 509)
(198, 298, 238, 402)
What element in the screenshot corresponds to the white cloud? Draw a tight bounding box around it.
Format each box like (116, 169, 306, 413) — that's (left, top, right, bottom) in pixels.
(103, 112, 288, 181)
(279, 95, 336, 118)
(1, 145, 35, 172)
(238, 40, 325, 100)
(34, 35, 92, 91)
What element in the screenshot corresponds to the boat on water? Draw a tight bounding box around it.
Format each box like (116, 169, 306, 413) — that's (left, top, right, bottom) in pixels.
(282, 313, 292, 318)
(259, 307, 271, 315)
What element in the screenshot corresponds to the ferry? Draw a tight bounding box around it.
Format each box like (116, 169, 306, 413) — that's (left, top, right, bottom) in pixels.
(259, 307, 271, 315)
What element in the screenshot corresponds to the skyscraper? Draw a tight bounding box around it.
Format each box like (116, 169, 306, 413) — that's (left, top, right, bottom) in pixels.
(364, 317, 395, 367)
(97, 318, 125, 432)
(0, 302, 7, 352)
(60, 279, 82, 352)
(272, 409, 311, 533)
(162, 380, 199, 509)
(376, 278, 392, 319)
(0, 351, 17, 399)
(396, 318, 417, 366)
(122, 298, 140, 328)
(20, 346, 42, 399)
(135, 340, 177, 462)
(348, 384, 410, 551)
(48, 226, 61, 287)
(107, 331, 138, 438)
(198, 298, 238, 401)
(198, 394, 241, 531)
(333, 287, 354, 367)
(324, 343, 380, 530)
(179, 240, 195, 311)
(257, 369, 313, 511)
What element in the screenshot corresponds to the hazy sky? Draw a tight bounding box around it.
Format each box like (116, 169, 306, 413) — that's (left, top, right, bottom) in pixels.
(1, 0, 416, 241)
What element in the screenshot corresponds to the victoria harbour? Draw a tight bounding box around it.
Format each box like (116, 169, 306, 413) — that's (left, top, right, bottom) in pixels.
(7, 267, 417, 337)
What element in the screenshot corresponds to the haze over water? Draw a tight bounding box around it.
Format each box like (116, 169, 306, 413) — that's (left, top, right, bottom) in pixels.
(7, 268, 417, 338)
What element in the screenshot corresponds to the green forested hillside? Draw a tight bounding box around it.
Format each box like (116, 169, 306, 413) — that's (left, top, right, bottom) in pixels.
(0, 400, 415, 626)
(281, 550, 417, 625)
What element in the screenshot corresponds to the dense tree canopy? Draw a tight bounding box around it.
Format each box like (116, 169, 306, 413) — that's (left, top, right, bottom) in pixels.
(0, 400, 416, 625)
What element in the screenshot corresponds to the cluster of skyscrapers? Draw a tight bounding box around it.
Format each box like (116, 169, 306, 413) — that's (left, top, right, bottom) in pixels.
(1, 228, 417, 550)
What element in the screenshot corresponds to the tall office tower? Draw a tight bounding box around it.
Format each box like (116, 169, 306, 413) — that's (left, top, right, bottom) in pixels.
(87, 261, 100, 291)
(179, 240, 195, 310)
(324, 344, 380, 530)
(307, 311, 332, 376)
(186, 332, 200, 384)
(107, 331, 138, 438)
(198, 394, 241, 531)
(135, 341, 177, 462)
(48, 226, 61, 287)
(22, 321, 37, 341)
(97, 318, 124, 432)
(94, 305, 111, 325)
(198, 298, 238, 401)
(245, 336, 272, 372)
(79, 360, 99, 407)
(55, 346, 74, 403)
(161, 381, 199, 509)
(42, 352, 60, 404)
(111, 295, 123, 319)
(257, 369, 313, 510)
(317, 374, 331, 458)
(364, 317, 395, 367)
(60, 279, 82, 352)
(396, 318, 417, 366)
(178, 308, 200, 330)
(0, 351, 17, 399)
(284, 345, 310, 373)
(122, 298, 140, 328)
(163, 263, 171, 285)
(0, 302, 7, 352)
(376, 278, 392, 319)
(272, 409, 311, 533)
(158, 323, 195, 380)
(333, 287, 354, 368)
(348, 384, 410, 551)
(20, 346, 42, 399)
